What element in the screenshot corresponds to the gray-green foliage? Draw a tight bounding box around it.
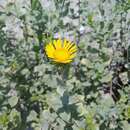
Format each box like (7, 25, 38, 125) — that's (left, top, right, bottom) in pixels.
(0, 0, 130, 130)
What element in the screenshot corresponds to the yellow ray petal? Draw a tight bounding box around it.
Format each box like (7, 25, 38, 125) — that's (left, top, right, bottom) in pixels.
(69, 53, 76, 59)
(53, 39, 62, 49)
(54, 59, 72, 63)
(45, 43, 55, 58)
(67, 43, 76, 50)
(63, 40, 72, 49)
(68, 46, 77, 54)
(62, 59, 72, 63)
(63, 39, 68, 47)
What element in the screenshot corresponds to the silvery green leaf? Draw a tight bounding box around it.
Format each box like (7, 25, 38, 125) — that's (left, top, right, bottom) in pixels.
(8, 96, 18, 107)
(122, 121, 130, 130)
(46, 93, 62, 110)
(56, 86, 65, 96)
(27, 110, 38, 122)
(100, 72, 113, 83)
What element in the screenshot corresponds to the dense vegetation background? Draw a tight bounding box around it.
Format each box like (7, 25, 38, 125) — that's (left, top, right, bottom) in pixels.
(0, 0, 130, 130)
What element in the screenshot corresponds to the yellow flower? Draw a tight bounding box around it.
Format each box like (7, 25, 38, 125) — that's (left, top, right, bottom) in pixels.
(45, 39, 77, 63)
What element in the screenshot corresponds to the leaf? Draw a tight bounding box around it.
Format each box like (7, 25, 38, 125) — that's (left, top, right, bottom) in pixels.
(57, 86, 65, 96)
(88, 14, 94, 26)
(100, 72, 113, 83)
(87, 46, 99, 53)
(27, 110, 38, 122)
(80, 58, 93, 68)
(119, 72, 128, 85)
(125, 106, 130, 119)
(9, 109, 21, 126)
(85, 113, 97, 130)
(46, 93, 62, 110)
(0, 113, 9, 126)
(60, 91, 69, 106)
(31, 0, 42, 10)
(21, 68, 30, 75)
(60, 112, 71, 122)
(8, 96, 18, 107)
(122, 121, 130, 130)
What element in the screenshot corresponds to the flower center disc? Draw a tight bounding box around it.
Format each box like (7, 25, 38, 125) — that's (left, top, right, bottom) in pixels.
(53, 48, 69, 61)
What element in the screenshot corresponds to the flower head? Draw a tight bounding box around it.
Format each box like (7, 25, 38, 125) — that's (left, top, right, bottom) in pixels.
(45, 39, 77, 63)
